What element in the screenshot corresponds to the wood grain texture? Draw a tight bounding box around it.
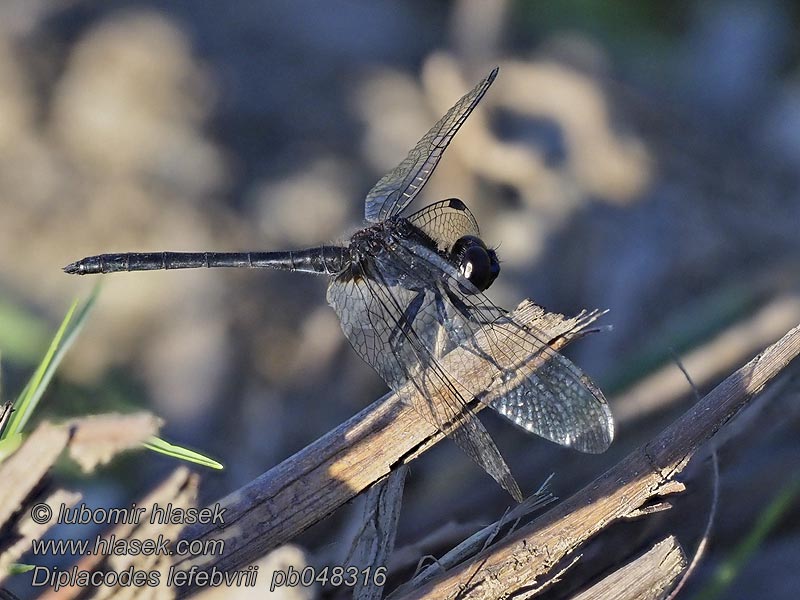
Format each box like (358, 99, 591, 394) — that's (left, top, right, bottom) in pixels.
(172, 302, 605, 593)
(398, 323, 800, 599)
(570, 536, 687, 600)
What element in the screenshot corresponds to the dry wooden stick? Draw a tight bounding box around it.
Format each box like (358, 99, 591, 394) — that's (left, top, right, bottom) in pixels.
(390, 477, 556, 597)
(172, 302, 604, 592)
(348, 466, 408, 600)
(398, 322, 800, 599)
(614, 293, 800, 423)
(570, 536, 687, 600)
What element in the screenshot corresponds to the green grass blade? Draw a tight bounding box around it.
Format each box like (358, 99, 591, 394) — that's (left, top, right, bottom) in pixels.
(694, 476, 800, 600)
(143, 436, 224, 470)
(8, 563, 36, 575)
(0, 432, 23, 463)
(4, 300, 78, 436)
(4, 285, 100, 438)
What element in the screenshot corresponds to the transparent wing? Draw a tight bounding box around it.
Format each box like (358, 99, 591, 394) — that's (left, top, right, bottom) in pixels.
(331, 238, 613, 455)
(395, 242, 614, 453)
(326, 247, 522, 501)
(406, 198, 480, 252)
(363, 68, 498, 223)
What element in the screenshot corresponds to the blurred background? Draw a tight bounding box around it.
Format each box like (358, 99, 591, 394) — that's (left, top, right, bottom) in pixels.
(1, 0, 799, 598)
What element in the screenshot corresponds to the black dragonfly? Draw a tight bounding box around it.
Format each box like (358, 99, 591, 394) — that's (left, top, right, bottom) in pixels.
(65, 67, 614, 500)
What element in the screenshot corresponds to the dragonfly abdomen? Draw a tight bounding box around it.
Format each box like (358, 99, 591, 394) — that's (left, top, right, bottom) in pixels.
(63, 247, 348, 276)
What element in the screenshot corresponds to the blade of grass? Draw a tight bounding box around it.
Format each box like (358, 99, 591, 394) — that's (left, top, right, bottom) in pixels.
(7, 564, 35, 575)
(0, 433, 23, 463)
(144, 436, 224, 470)
(693, 475, 800, 600)
(3, 300, 77, 437)
(4, 284, 100, 438)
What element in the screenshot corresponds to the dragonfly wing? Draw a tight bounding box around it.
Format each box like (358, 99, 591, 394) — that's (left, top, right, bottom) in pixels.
(385, 241, 614, 454)
(363, 68, 498, 223)
(406, 198, 481, 253)
(326, 248, 522, 501)
(488, 334, 614, 453)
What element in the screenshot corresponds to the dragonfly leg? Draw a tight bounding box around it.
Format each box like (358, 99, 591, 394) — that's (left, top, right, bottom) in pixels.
(387, 290, 426, 350)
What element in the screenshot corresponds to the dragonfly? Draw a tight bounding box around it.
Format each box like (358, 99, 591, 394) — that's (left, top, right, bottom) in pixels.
(65, 67, 614, 501)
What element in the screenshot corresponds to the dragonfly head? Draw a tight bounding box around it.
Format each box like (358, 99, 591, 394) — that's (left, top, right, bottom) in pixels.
(451, 235, 500, 292)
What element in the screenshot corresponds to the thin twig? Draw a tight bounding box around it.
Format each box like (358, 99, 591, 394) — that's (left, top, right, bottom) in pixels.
(0, 403, 13, 438)
(664, 353, 720, 600)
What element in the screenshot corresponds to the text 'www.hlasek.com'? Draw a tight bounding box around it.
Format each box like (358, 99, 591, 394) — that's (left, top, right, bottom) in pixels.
(26, 501, 386, 593)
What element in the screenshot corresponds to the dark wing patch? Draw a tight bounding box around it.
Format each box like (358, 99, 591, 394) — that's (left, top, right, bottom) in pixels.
(406, 199, 480, 253)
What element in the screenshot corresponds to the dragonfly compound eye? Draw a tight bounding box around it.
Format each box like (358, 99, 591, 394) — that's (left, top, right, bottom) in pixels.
(451, 235, 500, 292)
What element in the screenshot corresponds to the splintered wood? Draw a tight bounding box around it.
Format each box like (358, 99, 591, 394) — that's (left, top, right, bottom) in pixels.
(399, 323, 800, 598)
(173, 302, 605, 584)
